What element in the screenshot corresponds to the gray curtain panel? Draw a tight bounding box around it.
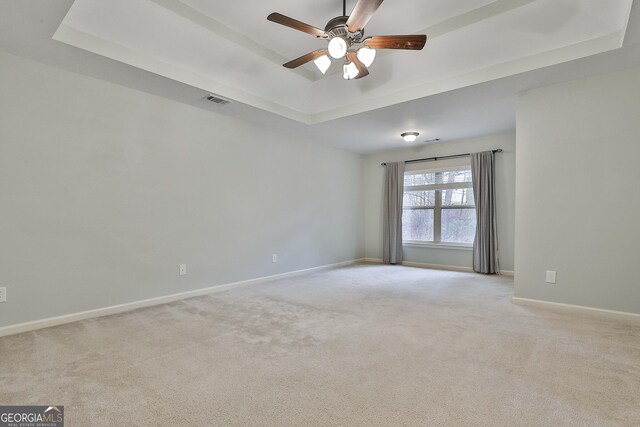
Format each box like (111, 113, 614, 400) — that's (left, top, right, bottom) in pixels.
(470, 151, 500, 274)
(383, 162, 405, 264)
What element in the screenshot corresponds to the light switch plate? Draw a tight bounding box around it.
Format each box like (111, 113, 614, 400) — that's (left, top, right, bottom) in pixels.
(0, 287, 6, 303)
(179, 264, 187, 276)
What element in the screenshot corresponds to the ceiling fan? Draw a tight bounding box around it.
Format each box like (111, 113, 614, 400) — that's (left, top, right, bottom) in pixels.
(267, 0, 427, 80)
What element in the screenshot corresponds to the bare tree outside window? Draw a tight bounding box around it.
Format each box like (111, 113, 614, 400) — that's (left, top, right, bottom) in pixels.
(402, 169, 476, 244)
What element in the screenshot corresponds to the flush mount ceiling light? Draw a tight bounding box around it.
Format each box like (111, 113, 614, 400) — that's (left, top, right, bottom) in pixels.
(268, 0, 427, 80)
(401, 132, 420, 142)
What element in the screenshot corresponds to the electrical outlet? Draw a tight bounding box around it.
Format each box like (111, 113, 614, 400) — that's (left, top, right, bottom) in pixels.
(545, 271, 557, 284)
(0, 287, 6, 303)
(179, 264, 187, 276)
(272, 254, 277, 263)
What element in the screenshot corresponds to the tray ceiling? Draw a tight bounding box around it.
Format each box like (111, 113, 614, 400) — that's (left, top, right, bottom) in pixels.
(53, 0, 633, 124)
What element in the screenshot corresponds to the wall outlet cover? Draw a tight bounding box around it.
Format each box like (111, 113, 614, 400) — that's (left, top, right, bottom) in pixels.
(545, 271, 557, 284)
(179, 264, 187, 276)
(0, 287, 6, 303)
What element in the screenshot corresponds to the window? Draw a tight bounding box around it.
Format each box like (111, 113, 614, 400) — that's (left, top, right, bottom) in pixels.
(403, 168, 476, 245)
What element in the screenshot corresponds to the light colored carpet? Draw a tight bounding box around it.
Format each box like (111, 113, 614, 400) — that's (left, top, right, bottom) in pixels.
(1, 264, 639, 426)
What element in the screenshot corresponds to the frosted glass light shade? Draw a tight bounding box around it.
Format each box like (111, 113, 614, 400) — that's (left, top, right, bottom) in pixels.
(357, 47, 376, 67)
(401, 132, 419, 142)
(328, 37, 347, 59)
(343, 62, 359, 80)
(313, 55, 331, 74)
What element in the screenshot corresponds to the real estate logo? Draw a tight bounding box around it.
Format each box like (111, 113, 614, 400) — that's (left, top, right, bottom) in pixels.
(0, 406, 64, 427)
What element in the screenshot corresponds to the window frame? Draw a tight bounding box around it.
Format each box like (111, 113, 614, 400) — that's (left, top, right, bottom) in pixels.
(403, 168, 476, 248)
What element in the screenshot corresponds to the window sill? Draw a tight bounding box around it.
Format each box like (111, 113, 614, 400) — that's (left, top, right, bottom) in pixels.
(403, 241, 473, 250)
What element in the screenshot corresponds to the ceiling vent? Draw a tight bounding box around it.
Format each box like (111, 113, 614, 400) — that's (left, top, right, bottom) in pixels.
(205, 94, 231, 105)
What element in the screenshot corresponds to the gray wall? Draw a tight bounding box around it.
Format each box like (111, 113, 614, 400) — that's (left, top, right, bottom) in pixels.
(515, 67, 640, 314)
(0, 52, 364, 327)
(363, 133, 516, 271)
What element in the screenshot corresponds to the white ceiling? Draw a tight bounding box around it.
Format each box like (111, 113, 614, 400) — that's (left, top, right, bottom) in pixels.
(1, 0, 640, 153)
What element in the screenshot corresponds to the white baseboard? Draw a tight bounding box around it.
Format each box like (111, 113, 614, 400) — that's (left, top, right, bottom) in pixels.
(0, 259, 365, 338)
(362, 258, 514, 276)
(512, 297, 640, 321)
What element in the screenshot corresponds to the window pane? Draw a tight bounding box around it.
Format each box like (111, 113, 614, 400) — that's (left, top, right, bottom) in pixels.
(442, 170, 472, 184)
(404, 172, 437, 187)
(402, 209, 434, 241)
(403, 190, 436, 207)
(441, 187, 475, 206)
(441, 209, 476, 244)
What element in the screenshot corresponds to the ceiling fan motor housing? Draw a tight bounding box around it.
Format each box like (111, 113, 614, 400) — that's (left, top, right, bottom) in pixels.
(324, 16, 361, 42)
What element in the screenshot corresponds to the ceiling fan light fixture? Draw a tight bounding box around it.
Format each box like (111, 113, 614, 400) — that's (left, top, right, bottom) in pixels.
(313, 55, 332, 74)
(328, 37, 347, 59)
(268, 1, 427, 80)
(401, 132, 420, 143)
(343, 61, 359, 80)
(357, 47, 376, 67)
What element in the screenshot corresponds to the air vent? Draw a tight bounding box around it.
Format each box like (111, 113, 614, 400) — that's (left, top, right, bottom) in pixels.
(205, 94, 231, 105)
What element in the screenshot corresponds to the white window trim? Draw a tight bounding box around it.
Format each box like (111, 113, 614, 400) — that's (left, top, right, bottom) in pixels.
(403, 241, 473, 250)
(403, 167, 475, 246)
(405, 182, 471, 192)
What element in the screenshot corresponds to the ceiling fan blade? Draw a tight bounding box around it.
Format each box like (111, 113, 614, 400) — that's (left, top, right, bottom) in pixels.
(283, 49, 329, 69)
(346, 51, 369, 79)
(346, 0, 384, 33)
(363, 35, 427, 50)
(267, 13, 326, 38)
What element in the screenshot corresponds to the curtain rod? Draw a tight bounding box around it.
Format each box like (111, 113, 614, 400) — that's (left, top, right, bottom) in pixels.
(381, 149, 503, 166)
